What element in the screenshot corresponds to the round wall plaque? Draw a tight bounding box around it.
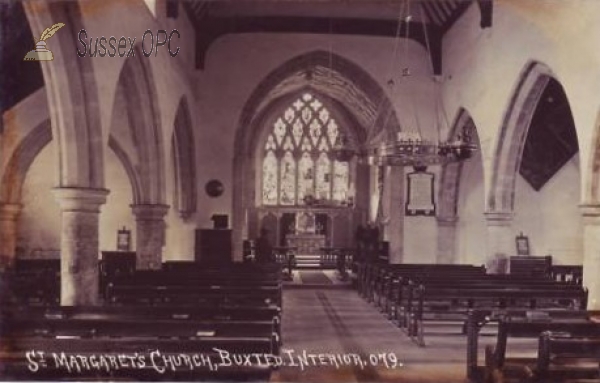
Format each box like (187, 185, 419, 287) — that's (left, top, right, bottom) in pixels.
(205, 179, 224, 198)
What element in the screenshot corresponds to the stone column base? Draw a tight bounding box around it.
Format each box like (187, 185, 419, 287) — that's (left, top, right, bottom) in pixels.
(132, 204, 169, 270)
(484, 211, 513, 274)
(580, 204, 600, 309)
(53, 187, 109, 306)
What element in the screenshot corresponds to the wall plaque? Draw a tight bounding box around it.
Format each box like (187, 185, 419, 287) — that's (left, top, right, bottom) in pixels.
(405, 167, 436, 216)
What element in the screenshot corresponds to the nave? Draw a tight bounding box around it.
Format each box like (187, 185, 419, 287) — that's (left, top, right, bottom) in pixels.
(276, 287, 468, 383)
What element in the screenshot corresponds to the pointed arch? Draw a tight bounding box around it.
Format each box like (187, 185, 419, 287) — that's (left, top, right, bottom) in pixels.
(107, 136, 142, 205)
(0, 120, 52, 204)
(171, 97, 197, 219)
(488, 61, 554, 213)
(23, 2, 104, 188)
(232, 51, 399, 256)
(113, 46, 165, 205)
(438, 108, 482, 219)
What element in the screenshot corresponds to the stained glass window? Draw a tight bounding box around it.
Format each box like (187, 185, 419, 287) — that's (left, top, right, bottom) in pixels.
(261, 92, 352, 206)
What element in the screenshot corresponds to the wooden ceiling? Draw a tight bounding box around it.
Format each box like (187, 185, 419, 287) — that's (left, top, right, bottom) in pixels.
(179, 0, 494, 73)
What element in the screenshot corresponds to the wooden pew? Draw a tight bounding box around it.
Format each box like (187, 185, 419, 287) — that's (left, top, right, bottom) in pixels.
(1, 304, 282, 343)
(464, 309, 600, 382)
(536, 331, 600, 382)
(0, 306, 280, 381)
(373, 264, 486, 311)
(360, 262, 485, 305)
(509, 255, 552, 278)
(103, 263, 283, 306)
(411, 286, 587, 347)
(0, 337, 276, 381)
(398, 276, 585, 325)
(106, 284, 282, 307)
(549, 264, 583, 285)
(0, 270, 60, 306)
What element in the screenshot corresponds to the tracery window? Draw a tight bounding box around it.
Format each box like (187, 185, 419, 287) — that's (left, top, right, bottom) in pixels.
(262, 93, 351, 206)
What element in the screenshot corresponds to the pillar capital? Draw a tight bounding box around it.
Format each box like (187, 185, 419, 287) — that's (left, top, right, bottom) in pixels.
(484, 210, 513, 226)
(131, 204, 169, 220)
(0, 203, 23, 221)
(53, 187, 109, 212)
(580, 203, 600, 225)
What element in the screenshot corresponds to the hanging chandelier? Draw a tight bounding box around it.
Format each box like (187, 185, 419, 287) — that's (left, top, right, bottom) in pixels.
(333, 0, 477, 167)
(370, 129, 477, 167)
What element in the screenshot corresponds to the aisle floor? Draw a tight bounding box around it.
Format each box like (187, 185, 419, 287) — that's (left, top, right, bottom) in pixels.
(271, 288, 534, 383)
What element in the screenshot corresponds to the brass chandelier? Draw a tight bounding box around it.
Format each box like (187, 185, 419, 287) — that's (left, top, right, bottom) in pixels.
(333, 0, 477, 167)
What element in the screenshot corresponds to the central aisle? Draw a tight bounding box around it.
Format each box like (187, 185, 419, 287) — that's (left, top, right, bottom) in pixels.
(271, 288, 470, 382)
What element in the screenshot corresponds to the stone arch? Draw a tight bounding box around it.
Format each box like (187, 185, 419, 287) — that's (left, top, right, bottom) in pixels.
(586, 108, 600, 203)
(488, 61, 555, 213)
(23, 2, 104, 188)
(113, 46, 166, 205)
(438, 108, 481, 219)
(232, 50, 400, 257)
(0, 120, 52, 204)
(171, 96, 197, 219)
(107, 136, 142, 205)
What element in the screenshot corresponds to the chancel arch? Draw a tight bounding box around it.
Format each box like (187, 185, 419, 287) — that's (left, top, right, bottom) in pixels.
(232, 50, 399, 259)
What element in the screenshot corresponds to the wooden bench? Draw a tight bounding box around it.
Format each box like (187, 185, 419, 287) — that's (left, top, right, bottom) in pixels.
(0, 306, 280, 381)
(359, 263, 485, 305)
(411, 286, 587, 347)
(373, 264, 486, 311)
(549, 264, 583, 285)
(398, 276, 585, 323)
(509, 255, 552, 278)
(103, 264, 283, 305)
(1, 304, 282, 342)
(537, 331, 600, 382)
(465, 309, 600, 382)
(0, 270, 60, 306)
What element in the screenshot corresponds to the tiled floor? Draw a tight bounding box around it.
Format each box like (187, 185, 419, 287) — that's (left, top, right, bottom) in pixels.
(272, 288, 535, 383)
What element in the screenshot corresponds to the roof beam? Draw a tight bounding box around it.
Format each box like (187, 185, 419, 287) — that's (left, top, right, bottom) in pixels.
(477, 0, 493, 28)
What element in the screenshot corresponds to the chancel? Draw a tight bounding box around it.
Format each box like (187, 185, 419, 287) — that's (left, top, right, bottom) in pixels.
(1, 0, 600, 382)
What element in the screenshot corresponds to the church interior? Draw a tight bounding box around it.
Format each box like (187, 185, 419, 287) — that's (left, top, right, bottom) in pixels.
(1, 0, 600, 382)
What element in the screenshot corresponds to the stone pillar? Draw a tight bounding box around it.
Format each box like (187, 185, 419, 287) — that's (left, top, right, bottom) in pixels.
(437, 216, 458, 264)
(131, 204, 169, 270)
(53, 188, 109, 306)
(383, 166, 404, 264)
(484, 211, 513, 273)
(580, 204, 600, 309)
(0, 203, 23, 267)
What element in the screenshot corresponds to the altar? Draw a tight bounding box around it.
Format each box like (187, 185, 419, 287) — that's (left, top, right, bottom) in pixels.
(286, 234, 326, 255)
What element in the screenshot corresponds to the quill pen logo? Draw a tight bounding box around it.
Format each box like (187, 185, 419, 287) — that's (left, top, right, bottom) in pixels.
(23, 23, 65, 61)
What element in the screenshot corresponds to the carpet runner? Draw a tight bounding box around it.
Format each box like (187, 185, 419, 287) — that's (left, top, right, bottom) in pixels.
(299, 270, 333, 285)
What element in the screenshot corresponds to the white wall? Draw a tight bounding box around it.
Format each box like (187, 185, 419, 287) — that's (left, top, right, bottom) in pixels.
(513, 155, 583, 265)
(457, 151, 486, 265)
(17, 143, 60, 256)
(99, 148, 136, 253)
(196, 33, 439, 259)
(442, 0, 600, 205)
